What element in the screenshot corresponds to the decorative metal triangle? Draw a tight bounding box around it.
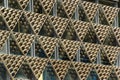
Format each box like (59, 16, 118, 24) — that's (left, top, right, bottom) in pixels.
(25, 11, 47, 34)
(112, 27, 120, 46)
(13, 32, 35, 55)
(50, 16, 69, 38)
(72, 20, 89, 41)
(0, 30, 10, 50)
(101, 5, 119, 25)
(61, 39, 80, 61)
(94, 64, 112, 80)
(73, 62, 92, 80)
(82, 1, 99, 21)
(62, 0, 79, 18)
(1, 54, 25, 78)
(38, 36, 58, 58)
(17, 0, 30, 9)
(40, 0, 55, 14)
(103, 45, 120, 65)
(83, 42, 100, 63)
(26, 56, 48, 80)
(114, 67, 120, 79)
(93, 23, 110, 43)
(0, 7, 23, 31)
(50, 59, 70, 80)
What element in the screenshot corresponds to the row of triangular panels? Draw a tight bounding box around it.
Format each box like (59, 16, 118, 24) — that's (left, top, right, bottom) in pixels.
(0, 54, 120, 80)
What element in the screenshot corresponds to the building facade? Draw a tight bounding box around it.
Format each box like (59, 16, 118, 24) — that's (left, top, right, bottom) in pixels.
(0, 0, 120, 80)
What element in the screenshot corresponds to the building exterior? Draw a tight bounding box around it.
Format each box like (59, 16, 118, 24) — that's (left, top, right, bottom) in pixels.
(0, 0, 120, 80)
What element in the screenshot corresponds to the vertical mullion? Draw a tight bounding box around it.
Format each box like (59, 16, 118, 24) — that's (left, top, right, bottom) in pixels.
(53, 0, 58, 60)
(95, 0, 101, 64)
(75, 5, 80, 62)
(115, 2, 118, 27)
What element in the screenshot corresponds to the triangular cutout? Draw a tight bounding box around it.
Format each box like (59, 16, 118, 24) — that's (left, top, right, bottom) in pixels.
(83, 42, 100, 63)
(0, 30, 10, 50)
(87, 70, 100, 80)
(62, 0, 79, 18)
(28, 0, 45, 14)
(56, 1, 68, 18)
(104, 30, 119, 46)
(26, 56, 48, 80)
(72, 20, 89, 41)
(80, 45, 91, 63)
(73, 62, 92, 80)
(112, 27, 120, 46)
(9, 34, 23, 55)
(0, 16, 9, 30)
(61, 39, 80, 61)
(13, 32, 35, 55)
(82, 1, 99, 21)
(38, 36, 58, 58)
(43, 63, 59, 80)
(93, 23, 110, 43)
(17, 0, 30, 10)
(25, 11, 47, 34)
(40, 0, 55, 14)
(84, 27, 100, 43)
(100, 49, 111, 65)
(39, 18, 57, 37)
(101, 5, 119, 26)
(58, 43, 70, 61)
(0, 63, 12, 80)
(50, 16, 69, 38)
(13, 14, 33, 34)
(8, 0, 21, 9)
(1, 54, 24, 78)
(98, 9, 109, 25)
(0, 7, 23, 31)
(15, 64, 36, 80)
(64, 69, 79, 80)
(108, 71, 118, 80)
(35, 41, 47, 58)
(50, 59, 70, 80)
(78, 4, 88, 21)
(94, 64, 112, 80)
(62, 22, 79, 40)
(103, 45, 120, 65)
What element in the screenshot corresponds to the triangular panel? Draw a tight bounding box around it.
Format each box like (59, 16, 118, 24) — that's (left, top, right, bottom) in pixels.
(50, 16, 69, 38)
(112, 27, 120, 46)
(1, 54, 24, 78)
(72, 20, 89, 41)
(0, 30, 10, 50)
(14, 13, 33, 34)
(94, 64, 112, 80)
(40, 0, 55, 14)
(38, 36, 58, 58)
(39, 18, 57, 37)
(82, 1, 99, 21)
(73, 62, 92, 80)
(103, 45, 120, 65)
(13, 32, 35, 55)
(0, 7, 23, 31)
(25, 11, 47, 34)
(50, 59, 70, 80)
(101, 5, 119, 25)
(17, 0, 30, 9)
(61, 39, 80, 61)
(26, 56, 48, 80)
(83, 42, 100, 63)
(93, 23, 110, 43)
(62, 0, 79, 18)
